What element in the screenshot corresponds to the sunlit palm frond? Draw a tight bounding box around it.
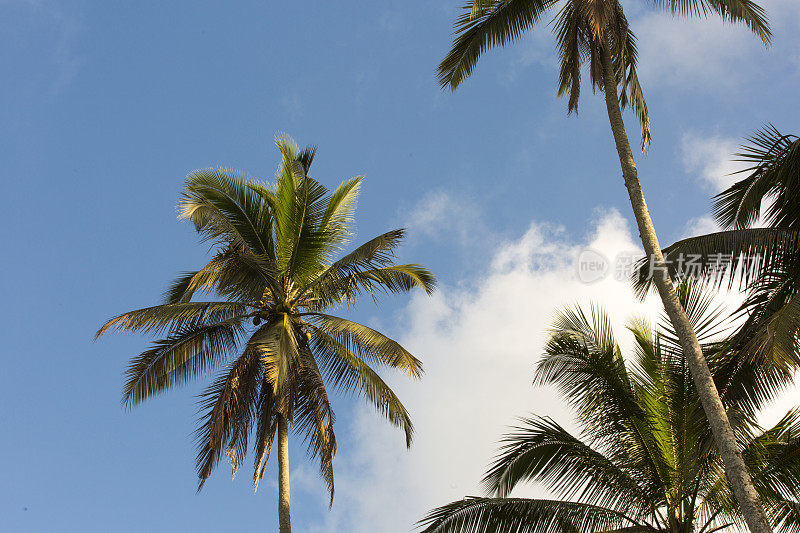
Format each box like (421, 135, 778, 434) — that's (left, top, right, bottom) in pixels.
(536, 305, 642, 440)
(319, 176, 361, 241)
(308, 313, 424, 378)
(95, 301, 248, 339)
(311, 328, 414, 446)
(179, 168, 274, 257)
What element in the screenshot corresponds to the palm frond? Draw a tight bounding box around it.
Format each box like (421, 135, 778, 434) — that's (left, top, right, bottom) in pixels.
(311, 328, 415, 446)
(419, 497, 648, 533)
(715, 125, 800, 230)
(293, 350, 337, 504)
(96, 302, 247, 339)
(482, 416, 652, 515)
(252, 381, 278, 492)
(650, 0, 771, 45)
(632, 228, 800, 295)
(438, 0, 557, 90)
(179, 168, 275, 257)
(319, 176, 361, 241)
(121, 318, 244, 406)
(195, 346, 263, 489)
(308, 313, 424, 379)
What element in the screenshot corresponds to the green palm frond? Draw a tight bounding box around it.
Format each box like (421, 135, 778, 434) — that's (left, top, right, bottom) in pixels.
(536, 305, 643, 441)
(163, 271, 201, 304)
(438, 0, 557, 90)
(252, 382, 278, 492)
(632, 228, 800, 295)
(195, 346, 263, 489)
(420, 497, 648, 533)
(716, 125, 800, 230)
(311, 328, 415, 446)
(319, 176, 361, 240)
(121, 317, 244, 406)
(536, 305, 670, 493)
(308, 313, 424, 378)
(651, 0, 771, 44)
(483, 416, 653, 514)
(180, 168, 275, 257)
(311, 264, 436, 308)
(298, 229, 435, 305)
(95, 301, 248, 339)
(171, 245, 280, 303)
(292, 351, 337, 504)
(747, 409, 800, 494)
(770, 500, 800, 532)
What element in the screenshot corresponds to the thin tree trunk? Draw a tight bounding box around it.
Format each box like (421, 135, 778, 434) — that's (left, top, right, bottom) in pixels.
(598, 39, 772, 533)
(278, 415, 292, 533)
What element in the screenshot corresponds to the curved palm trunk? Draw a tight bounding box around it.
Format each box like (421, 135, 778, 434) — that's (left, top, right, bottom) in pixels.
(598, 42, 772, 533)
(278, 415, 292, 533)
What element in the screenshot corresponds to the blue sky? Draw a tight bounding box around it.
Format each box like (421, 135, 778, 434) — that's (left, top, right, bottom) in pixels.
(2, 1, 799, 531)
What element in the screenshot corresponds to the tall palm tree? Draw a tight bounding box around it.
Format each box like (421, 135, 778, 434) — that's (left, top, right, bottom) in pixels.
(635, 125, 800, 373)
(96, 137, 435, 533)
(437, 2, 772, 530)
(421, 283, 800, 532)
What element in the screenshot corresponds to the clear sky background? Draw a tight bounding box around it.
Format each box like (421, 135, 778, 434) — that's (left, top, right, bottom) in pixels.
(2, 1, 799, 531)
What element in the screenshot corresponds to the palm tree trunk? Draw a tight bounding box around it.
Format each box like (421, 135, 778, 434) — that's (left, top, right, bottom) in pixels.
(598, 40, 772, 533)
(278, 415, 292, 533)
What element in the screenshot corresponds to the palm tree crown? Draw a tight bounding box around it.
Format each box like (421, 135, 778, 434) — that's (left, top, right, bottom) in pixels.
(439, 0, 770, 150)
(421, 283, 800, 532)
(96, 137, 435, 501)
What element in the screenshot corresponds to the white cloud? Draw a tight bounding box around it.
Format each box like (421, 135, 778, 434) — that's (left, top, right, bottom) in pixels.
(683, 214, 722, 238)
(681, 132, 745, 192)
(399, 190, 493, 250)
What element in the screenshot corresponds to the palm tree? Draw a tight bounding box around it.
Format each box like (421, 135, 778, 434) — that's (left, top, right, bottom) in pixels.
(635, 125, 800, 373)
(96, 137, 436, 533)
(437, 2, 773, 530)
(421, 283, 800, 532)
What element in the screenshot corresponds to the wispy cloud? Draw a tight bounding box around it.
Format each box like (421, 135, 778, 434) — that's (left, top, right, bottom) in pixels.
(680, 132, 745, 192)
(398, 190, 494, 250)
